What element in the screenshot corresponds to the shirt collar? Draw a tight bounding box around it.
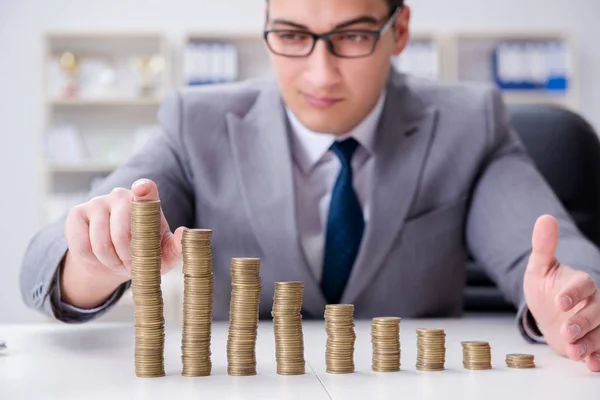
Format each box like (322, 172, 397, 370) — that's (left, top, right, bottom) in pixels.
(287, 89, 386, 174)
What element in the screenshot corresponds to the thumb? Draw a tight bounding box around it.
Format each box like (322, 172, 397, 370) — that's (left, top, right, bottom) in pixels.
(527, 214, 560, 276)
(161, 226, 185, 272)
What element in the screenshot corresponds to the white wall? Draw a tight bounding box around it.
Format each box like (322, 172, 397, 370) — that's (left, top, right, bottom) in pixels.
(1, 0, 599, 324)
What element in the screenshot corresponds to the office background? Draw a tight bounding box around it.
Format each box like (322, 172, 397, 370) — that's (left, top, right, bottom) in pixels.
(1, 0, 599, 324)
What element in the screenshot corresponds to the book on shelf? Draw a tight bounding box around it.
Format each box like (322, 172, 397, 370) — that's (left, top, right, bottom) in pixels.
(184, 40, 239, 86)
(492, 40, 569, 93)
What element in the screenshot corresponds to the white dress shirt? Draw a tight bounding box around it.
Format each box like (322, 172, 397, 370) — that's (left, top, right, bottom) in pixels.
(286, 91, 387, 282)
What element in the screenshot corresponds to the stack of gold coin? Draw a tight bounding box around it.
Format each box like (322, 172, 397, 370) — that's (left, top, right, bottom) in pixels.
(272, 282, 305, 375)
(371, 317, 401, 372)
(181, 229, 214, 377)
(416, 328, 446, 371)
(227, 258, 261, 376)
(131, 200, 165, 378)
(461, 341, 492, 370)
(506, 354, 535, 368)
(324, 304, 356, 374)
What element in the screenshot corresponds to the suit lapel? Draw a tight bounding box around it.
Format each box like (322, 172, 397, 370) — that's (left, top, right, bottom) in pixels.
(225, 81, 327, 315)
(341, 72, 439, 304)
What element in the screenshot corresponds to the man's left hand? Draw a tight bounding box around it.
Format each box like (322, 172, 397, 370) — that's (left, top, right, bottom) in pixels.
(524, 215, 600, 372)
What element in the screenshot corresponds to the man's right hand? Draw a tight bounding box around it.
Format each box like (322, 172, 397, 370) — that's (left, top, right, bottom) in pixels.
(60, 178, 185, 309)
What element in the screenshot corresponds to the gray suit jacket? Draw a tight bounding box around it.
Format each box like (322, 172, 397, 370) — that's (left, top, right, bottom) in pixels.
(20, 70, 600, 335)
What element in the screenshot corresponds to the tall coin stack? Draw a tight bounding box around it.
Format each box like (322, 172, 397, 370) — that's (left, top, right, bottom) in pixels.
(272, 282, 305, 375)
(506, 354, 535, 369)
(371, 317, 401, 372)
(181, 229, 214, 377)
(324, 304, 356, 374)
(416, 328, 446, 371)
(131, 200, 165, 378)
(461, 341, 492, 370)
(227, 258, 261, 376)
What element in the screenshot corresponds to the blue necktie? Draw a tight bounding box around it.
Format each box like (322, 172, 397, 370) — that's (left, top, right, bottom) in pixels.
(321, 138, 365, 304)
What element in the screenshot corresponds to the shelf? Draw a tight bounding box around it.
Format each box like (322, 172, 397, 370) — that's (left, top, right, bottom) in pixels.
(454, 30, 570, 41)
(45, 30, 165, 40)
(501, 91, 571, 106)
(47, 97, 162, 106)
(186, 32, 261, 42)
(47, 162, 121, 173)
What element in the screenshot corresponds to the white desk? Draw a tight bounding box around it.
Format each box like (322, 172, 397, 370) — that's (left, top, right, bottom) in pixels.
(0, 316, 597, 400)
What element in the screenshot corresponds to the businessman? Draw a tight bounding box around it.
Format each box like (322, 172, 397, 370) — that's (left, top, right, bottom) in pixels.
(21, 0, 600, 371)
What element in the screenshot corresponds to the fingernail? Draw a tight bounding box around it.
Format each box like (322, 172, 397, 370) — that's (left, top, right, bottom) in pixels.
(578, 344, 587, 358)
(133, 178, 150, 187)
(568, 324, 581, 340)
(560, 296, 573, 310)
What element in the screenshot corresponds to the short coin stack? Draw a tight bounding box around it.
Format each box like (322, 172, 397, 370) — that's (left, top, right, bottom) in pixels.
(416, 328, 446, 371)
(181, 229, 214, 377)
(324, 304, 356, 374)
(371, 317, 401, 372)
(506, 354, 535, 369)
(227, 258, 262, 376)
(461, 341, 492, 370)
(131, 200, 165, 378)
(272, 282, 306, 375)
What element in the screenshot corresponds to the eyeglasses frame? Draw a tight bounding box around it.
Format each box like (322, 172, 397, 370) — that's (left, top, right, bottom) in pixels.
(263, 6, 403, 59)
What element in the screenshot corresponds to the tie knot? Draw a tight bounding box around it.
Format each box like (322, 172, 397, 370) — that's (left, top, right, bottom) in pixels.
(330, 138, 360, 165)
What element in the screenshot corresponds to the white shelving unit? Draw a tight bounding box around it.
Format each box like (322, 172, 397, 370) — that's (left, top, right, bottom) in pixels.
(41, 31, 172, 224)
(446, 31, 577, 109)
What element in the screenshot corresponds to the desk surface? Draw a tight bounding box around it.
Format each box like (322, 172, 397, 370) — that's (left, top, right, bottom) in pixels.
(0, 316, 597, 400)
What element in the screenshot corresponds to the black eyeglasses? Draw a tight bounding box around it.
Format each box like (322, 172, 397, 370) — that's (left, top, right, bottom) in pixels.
(263, 6, 402, 59)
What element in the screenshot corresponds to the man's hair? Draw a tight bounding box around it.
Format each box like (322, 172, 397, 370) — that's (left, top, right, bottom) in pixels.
(387, 0, 405, 11)
(266, 0, 405, 13)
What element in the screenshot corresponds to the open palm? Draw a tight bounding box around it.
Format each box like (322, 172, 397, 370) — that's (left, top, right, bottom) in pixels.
(524, 215, 600, 372)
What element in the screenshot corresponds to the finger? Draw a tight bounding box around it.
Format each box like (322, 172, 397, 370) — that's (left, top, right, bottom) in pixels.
(131, 178, 159, 201)
(65, 205, 99, 265)
(527, 214, 560, 276)
(556, 272, 598, 312)
(566, 324, 600, 361)
(161, 226, 185, 273)
(586, 351, 600, 372)
(109, 188, 134, 270)
(561, 292, 600, 343)
(88, 203, 124, 272)
(130, 178, 177, 269)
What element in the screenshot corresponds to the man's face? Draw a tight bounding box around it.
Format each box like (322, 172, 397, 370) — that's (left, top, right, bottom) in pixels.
(265, 0, 409, 135)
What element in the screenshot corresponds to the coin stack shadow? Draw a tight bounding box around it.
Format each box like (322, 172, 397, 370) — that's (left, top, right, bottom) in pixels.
(131, 200, 165, 378)
(181, 229, 214, 377)
(227, 258, 261, 376)
(416, 328, 446, 371)
(272, 282, 306, 375)
(506, 354, 535, 368)
(462, 341, 492, 370)
(371, 317, 401, 372)
(324, 304, 356, 374)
